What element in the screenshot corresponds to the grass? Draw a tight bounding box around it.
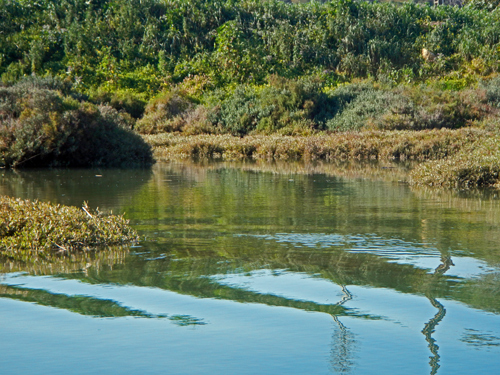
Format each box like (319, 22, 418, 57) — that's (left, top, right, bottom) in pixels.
(144, 128, 487, 162)
(0, 196, 138, 260)
(409, 137, 500, 189)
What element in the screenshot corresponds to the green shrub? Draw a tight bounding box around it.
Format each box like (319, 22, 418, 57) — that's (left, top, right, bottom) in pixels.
(326, 84, 408, 131)
(135, 90, 195, 134)
(0, 85, 153, 168)
(202, 76, 335, 135)
(326, 83, 481, 131)
(90, 89, 147, 119)
(205, 85, 260, 136)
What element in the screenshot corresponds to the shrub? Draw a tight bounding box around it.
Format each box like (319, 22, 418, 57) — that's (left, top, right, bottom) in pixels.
(90, 89, 147, 119)
(181, 105, 219, 135)
(201, 76, 335, 135)
(0, 85, 153, 168)
(326, 86, 401, 131)
(480, 76, 500, 108)
(11, 75, 75, 96)
(135, 90, 195, 134)
(326, 83, 481, 131)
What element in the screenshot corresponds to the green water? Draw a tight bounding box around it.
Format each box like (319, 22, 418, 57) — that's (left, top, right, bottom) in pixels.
(1, 162, 499, 374)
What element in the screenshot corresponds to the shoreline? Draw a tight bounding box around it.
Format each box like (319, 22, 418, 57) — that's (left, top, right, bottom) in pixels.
(143, 128, 500, 189)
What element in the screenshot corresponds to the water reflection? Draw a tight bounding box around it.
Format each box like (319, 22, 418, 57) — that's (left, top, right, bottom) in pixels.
(0, 167, 153, 209)
(421, 255, 455, 375)
(423, 297, 445, 375)
(330, 286, 356, 374)
(1, 161, 500, 374)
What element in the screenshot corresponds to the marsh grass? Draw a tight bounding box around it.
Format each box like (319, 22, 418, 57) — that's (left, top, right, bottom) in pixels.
(144, 128, 486, 163)
(409, 137, 500, 188)
(145, 128, 500, 189)
(0, 196, 138, 260)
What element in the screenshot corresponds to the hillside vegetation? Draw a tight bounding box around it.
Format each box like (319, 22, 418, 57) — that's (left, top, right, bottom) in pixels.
(2, 0, 499, 91)
(2, 0, 500, 187)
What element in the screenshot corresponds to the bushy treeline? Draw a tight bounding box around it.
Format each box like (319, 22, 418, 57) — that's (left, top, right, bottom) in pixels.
(0, 76, 153, 168)
(1, 0, 500, 94)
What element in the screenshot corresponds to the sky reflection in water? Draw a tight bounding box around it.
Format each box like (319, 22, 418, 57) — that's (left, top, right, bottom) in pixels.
(1, 161, 500, 374)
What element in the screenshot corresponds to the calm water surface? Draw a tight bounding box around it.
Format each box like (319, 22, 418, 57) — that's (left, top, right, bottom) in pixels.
(1, 162, 499, 374)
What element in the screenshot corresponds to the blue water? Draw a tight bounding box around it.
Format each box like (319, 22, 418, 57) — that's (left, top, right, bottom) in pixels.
(1, 162, 499, 374)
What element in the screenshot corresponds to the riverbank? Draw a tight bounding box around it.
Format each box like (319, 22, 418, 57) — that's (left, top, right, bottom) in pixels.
(143, 128, 500, 189)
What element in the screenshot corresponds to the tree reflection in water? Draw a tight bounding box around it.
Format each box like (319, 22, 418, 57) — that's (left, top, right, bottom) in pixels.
(330, 285, 356, 374)
(422, 297, 446, 375)
(422, 255, 454, 375)
(328, 255, 454, 374)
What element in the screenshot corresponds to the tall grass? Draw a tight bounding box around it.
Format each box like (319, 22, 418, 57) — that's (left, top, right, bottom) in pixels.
(409, 137, 500, 188)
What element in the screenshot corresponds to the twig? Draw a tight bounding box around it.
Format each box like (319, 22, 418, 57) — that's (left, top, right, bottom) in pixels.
(82, 205, 93, 219)
(54, 243, 68, 253)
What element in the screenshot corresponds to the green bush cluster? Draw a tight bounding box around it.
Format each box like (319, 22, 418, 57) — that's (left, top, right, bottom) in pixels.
(207, 76, 331, 135)
(136, 77, 500, 135)
(89, 89, 147, 119)
(328, 84, 484, 131)
(0, 77, 153, 168)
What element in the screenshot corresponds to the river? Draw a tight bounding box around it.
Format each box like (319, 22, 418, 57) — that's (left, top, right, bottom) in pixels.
(1, 161, 499, 374)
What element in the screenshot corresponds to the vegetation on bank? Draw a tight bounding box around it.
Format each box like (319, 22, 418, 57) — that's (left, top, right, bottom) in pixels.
(0, 196, 138, 259)
(409, 137, 500, 188)
(145, 128, 486, 161)
(2, 0, 500, 188)
(0, 77, 153, 168)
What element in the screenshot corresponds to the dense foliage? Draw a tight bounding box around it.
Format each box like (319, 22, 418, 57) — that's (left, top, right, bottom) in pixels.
(2, 0, 500, 94)
(135, 77, 500, 135)
(3, 0, 500, 188)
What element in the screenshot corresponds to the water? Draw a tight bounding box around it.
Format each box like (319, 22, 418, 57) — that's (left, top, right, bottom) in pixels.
(1, 161, 499, 374)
